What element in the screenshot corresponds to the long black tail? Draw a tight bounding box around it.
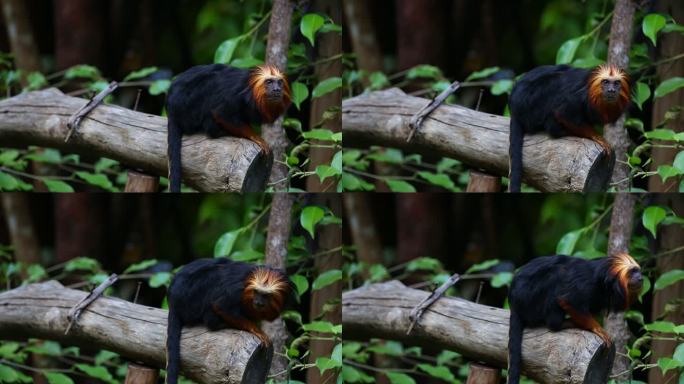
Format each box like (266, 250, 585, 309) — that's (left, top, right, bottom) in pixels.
(508, 117, 524, 192)
(507, 310, 524, 384)
(166, 310, 182, 384)
(168, 118, 182, 192)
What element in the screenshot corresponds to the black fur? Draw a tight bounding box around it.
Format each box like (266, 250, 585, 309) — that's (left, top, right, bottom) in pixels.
(508, 65, 606, 192)
(166, 64, 265, 192)
(506, 255, 630, 384)
(165, 258, 285, 384)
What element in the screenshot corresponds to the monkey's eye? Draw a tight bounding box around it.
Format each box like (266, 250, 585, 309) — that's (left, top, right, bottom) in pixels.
(265, 79, 273, 84)
(601, 79, 608, 84)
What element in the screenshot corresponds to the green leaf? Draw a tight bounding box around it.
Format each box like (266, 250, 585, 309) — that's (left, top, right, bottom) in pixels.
(94, 350, 119, 365)
(300, 14, 325, 46)
(149, 79, 171, 95)
(75, 172, 114, 191)
(385, 372, 416, 384)
(214, 36, 243, 64)
(230, 248, 263, 262)
(643, 206, 666, 238)
(64, 257, 100, 272)
(491, 79, 513, 95)
(368, 72, 390, 90)
(291, 81, 309, 110)
(673, 343, 684, 364)
(75, 364, 113, 382)
(315, 165, 340, 183)
(657, 357, 682, 376)
(417, 364, 456, 382)
(303, 129, 335, 141)
(654, 269, 684, 290)
(315, 356, 341, 374)
(674, 151, 684, 173)
(123, 259, 158, 274)
(645, 321, 676, 333)
(149, 272, 171, 288)
(556, 229, 583, 255)
(26, 72, 48, 91)
(645, 129, 676, 140)
(44, 372, 74, 384)
(0, 365, 19, 382)
(417, 172, 457, 191)
(94, 158, 119, 173)
(406, 257, 442, 272)
(0, 150, 20, 165)
(406, 65, 442, 80)
(643, 14, 667, 46)
(26, 264, 47, 282)
(214, 229, 243, 257)
(633, 82, 651, 110)
(123, 67, 158, 82)
(465, 66, 500, 81)
(556, 37, 583, 64)
(331, 151, 342, 173)
(290, 274, 309, 297)
(655, 77, 684, 98)
(312, 77, 342, 98)
(385, 179, 416, 192)
(436, 158, 460, 173)
(302, 321, 336, 333)
(0, 172, 20, 191)
(43, 179, 74, 192)
(301, 206, 325, 238)
(64, 65, 100, 80)
(466, 259, 500, 273)
(491, 272, 513, 288)
(312, 269, 342, 290)
(340, 173, 374, 191)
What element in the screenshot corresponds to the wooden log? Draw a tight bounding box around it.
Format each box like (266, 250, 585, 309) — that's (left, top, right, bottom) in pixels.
(466, 171, 501, 192)
(342, 281, 615, 384)
(124, 171, 159, 192)
(342, 88, 614, 192)
(0, 88, 272, 192)
(466, 363, 500, 384)
(0, 281, 272, 384)
(124, 364, 158, 384)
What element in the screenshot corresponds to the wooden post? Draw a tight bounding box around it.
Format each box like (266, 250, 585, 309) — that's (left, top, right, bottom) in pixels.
(124, 363, 158, 384)
(466, 363, 500, 384)
(466, 171, 501, 192)
(124, 171, 159, 192)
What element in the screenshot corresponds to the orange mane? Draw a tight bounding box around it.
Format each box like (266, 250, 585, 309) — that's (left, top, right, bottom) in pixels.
(248, 64, 292, 123)
(607, 252, 640, 309)
(241, 267, 290, 321)
(587, 64, 630, 123)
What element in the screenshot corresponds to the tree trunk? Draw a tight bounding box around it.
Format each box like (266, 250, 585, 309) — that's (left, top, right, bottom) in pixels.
(605, 193, 636, 381)
(0, 194, 40, 268)
(648, 0, 684, 192)
(307, 194, 342, 384)
(605, 0, 636, 190)
(1, 0, 40, 72)
(648, 195, 684, 384)
(263, 193, 294, 380)
(53, 0, 107, 72)
(306, 0, 342, 192)
(262, 0, 294, 191)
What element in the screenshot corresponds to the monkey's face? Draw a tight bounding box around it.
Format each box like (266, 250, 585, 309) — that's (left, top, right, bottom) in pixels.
(264, 77, 285, 101)
(252, 291, 271, 310)
(600, 78, 622, 103)
(627, 267, 643, 292)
